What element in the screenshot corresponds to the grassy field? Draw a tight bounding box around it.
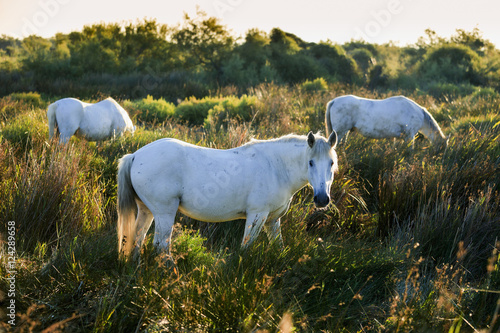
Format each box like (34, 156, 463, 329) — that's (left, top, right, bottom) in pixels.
(0, 84, 499, 332)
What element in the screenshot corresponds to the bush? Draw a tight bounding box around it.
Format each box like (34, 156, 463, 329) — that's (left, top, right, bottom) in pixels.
(204, 95, 259, 128)
(174, 96, 220, 125)
(124, 95, 175, 125)
(300, 78, 328, 93)
(468, 86, 500, 101)
(418, 44, 482, 84)
(271, 51, 324, 83)
(1, 111, 48, 148)
(394, 73, 418, 91)
(8, 91, 46, 108)
(349, 48, 375, 74)
(426, 82, 476, 100)
(308, 42, 361, 83)
(172, 229, 217, 272)
(175, 95, 259, 127)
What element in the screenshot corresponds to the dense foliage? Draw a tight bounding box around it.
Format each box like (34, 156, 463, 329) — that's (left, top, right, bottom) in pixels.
(1, 13, 499, 99)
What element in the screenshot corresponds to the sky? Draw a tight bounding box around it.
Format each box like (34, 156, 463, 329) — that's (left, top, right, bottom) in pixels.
(0, 0, 499, 47)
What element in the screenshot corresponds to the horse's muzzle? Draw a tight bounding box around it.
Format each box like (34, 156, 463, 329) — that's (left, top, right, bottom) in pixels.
(313, 193, 330, 208)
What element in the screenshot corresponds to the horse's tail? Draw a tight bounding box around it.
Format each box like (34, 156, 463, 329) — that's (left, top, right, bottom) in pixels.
(117, 154, 137, 259)
(325, 100, 334, 135)
(47, 102, 58, 139)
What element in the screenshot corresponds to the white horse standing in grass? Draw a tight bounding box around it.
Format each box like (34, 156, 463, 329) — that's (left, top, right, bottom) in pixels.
(47, 97, 134, 143)
(325, 95, 447, 149)
(117, 131, 338, 259)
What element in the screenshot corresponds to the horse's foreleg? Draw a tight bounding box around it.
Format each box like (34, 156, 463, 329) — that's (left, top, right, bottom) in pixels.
(335, 129, 349, 145)
(152, 200, 179, 255)
(264, 218, 284, 247)
(404, 132, 417, 149)
(241, 212, 268, 248)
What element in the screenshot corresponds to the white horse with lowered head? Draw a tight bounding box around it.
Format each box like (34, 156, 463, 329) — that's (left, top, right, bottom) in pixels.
(47, 97, 134, 143)
(117, 131, 338, 259)
(325, 95, 447, 149)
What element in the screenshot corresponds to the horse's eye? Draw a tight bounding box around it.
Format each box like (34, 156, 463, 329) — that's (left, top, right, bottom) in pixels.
(330, 160, 334, 167)
(309, 160, 314, 167)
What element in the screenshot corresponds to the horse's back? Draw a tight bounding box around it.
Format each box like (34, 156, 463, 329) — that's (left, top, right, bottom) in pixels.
(51, 97, 87, 113)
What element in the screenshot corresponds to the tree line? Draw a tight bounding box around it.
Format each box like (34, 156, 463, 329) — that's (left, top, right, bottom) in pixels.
(1, 10, 499, 100)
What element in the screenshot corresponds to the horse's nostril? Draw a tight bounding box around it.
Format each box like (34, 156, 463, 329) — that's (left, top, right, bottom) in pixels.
(313, 194, 330, 208)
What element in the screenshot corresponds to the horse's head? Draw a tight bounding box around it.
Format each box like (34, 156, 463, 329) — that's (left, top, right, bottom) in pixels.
(306, 131, 338, 208)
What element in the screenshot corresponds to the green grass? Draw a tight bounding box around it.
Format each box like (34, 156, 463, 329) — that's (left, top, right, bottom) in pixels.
(0, 83, 499, 332)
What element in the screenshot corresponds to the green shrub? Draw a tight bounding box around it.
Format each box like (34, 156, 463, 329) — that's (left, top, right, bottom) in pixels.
(468, 86, 500, 101)
(204, 95, 259, 128)
(308, 42, 361, 83)
(426, 82, 476, 100)
(418, 44, 482, 84)
(349, 48, 375, 74)
(300, 78, 328, 93)
(8, 91, 46, 109)
(174, 96, 220, 125)
(368, 65, 389, 89)
(124, 95, 175, 124)
(394, 73, 418, 91)
(172, 229, 217, 272)
(1, 111, 48, 147)
(271, 51, 324, 83)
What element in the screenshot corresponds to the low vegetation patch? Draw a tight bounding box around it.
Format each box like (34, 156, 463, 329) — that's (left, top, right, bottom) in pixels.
(0, 82, 499, 332)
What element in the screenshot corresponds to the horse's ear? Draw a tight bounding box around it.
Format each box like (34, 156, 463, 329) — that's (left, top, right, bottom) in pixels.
(307, 131, 315, 148)
(328, 130, 337, 149)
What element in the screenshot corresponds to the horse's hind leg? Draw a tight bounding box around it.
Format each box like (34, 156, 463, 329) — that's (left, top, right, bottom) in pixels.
(152, 199, 180, 256)
(133, 201, 154, 259)
(58, 126, 78, 143)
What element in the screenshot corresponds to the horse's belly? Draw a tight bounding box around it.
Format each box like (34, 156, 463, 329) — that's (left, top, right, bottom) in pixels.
(77, 122, 111, 140)
(178, 201, 246, 222)
(356, 118, 406, 139)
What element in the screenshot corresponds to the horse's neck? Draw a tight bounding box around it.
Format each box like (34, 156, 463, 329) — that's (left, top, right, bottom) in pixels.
(420, 110, 444, 143)
(262, 141, 309, 193)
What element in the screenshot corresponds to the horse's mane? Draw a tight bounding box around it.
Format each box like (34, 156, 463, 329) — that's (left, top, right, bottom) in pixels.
(243, 133, 331, 155)
(243, 133, 301, 147)
(244, 133, 328, 146)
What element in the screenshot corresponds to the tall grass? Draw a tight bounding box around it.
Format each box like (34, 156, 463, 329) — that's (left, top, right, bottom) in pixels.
(0, 139, 106, 251)
(0, 84, 499, 332)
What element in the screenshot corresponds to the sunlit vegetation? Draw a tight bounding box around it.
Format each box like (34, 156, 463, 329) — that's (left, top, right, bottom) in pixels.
(0, 12, 499, 332)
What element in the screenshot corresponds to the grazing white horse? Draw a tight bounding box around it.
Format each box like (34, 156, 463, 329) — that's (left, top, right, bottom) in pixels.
(325, 95, 447, 148)
(47, 97, 134, 143)
(117, 131, 338, 259)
